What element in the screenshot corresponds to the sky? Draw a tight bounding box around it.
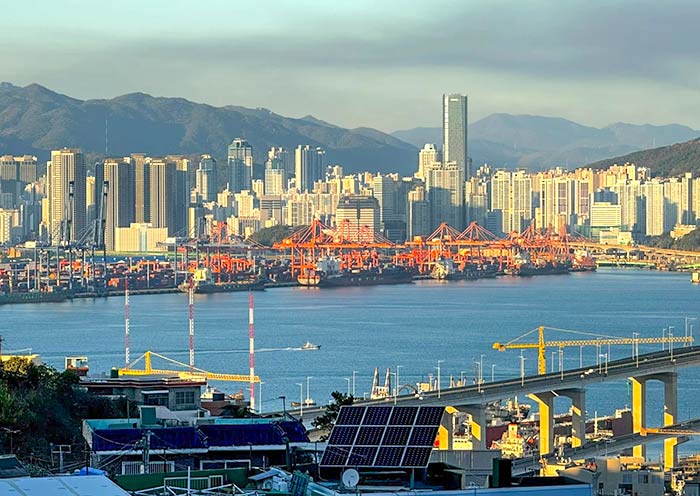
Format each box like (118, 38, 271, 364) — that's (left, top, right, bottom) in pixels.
(3, 0, 700, 132)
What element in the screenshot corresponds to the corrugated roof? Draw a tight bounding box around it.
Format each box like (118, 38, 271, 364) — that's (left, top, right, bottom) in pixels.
(0, 475, 129, 495)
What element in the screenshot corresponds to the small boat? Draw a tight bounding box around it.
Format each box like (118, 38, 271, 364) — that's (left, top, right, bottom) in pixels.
(301, 341, 321, 351)
(692, 272, 700, 284)
(291, 398, 317, 407)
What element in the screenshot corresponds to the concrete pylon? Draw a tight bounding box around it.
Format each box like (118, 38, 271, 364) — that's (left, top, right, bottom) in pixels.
(629, 376, 647, 459)
(528, 391, 555, 456)
(656, 372, 679, 470)
(560, 388, 586, 448)
(462, 404, 487, 450)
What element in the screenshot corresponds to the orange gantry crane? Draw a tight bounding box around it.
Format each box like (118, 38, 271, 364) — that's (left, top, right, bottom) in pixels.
(493, 326, 694, 375)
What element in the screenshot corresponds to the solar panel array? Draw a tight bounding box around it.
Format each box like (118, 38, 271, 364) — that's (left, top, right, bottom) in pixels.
(320, 406, 444, 469)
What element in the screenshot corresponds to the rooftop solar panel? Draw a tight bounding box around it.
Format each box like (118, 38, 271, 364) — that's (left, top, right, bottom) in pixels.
(363, 406, 392, 425)
(415, 406, 444, 426)
(375, 446, 405, 467)
(402, 446, 433, 467)
(356, 426, 385, 445)
(321, 405, 443, 469)
(320, 446, 351, 466)
(348, 446, 378, 466)
(382, 426, 411, 446)
(389, 406, 418, 425)
(336, 406, 366, 425)
(409, 426, 439, 447)
(328, 425, 359, 445)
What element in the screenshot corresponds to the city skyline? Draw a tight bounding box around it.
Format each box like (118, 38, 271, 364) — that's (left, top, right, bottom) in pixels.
(3, 1, 700, 132)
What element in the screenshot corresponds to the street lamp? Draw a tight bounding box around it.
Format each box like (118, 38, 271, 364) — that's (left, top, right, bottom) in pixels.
(685, 317, 697, 345)
(436, 360, 444, 398)
(296, 383, 303, 418)
(306, 376, 312, 405)
(520, 351, 526, 386)
(460, 370, 466, 386)
(632, 332, 639, 367)
(491, 364, 496, 382)
(473, 360, 482, 392)
(352, 370, 357, 397)
(669, 326, 674, 361)
(345, 378, 351, 396)
(480, 354, 485, 384)
(662, 328, 667, 351)
(396, 365, 402, 398)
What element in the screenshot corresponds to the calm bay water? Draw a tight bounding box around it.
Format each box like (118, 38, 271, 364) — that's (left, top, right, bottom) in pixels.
(2, 268, 700, 457)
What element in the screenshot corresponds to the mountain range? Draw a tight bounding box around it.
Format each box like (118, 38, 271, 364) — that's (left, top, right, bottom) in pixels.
(1, 82, 699, 176)
(0, 83, 417, 175)
(393, 114, 700, 171)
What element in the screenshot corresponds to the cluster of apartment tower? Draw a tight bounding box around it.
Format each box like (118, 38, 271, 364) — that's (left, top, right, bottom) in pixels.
(0, 94, 696, 250)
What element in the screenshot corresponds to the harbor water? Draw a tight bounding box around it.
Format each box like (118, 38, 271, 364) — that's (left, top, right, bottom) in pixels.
(2, 268, 699, 457)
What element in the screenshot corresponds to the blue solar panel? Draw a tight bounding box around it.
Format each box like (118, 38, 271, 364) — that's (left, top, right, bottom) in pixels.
(336, 406, 366, 425)
(356, 426, 385, 445)
(321, 406, 444, 469)
(409, 426, 439, 446)
(348, 446, 378, 466)
(375, 446, 405, 467)
(402, 447, 433, 467)
(363, 406, 392, 425)
(415, 406, 444, 426)
(320, 446, 351, 466)
(389, 406, 418, 425)
(382, 426, 411, 446)
(328, 426, 358, 445)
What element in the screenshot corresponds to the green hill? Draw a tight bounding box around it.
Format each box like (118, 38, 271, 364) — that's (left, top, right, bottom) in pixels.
(585, 138, 700, 177)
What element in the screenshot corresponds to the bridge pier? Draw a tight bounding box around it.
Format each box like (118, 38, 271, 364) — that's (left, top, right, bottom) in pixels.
(528, 391, 555, 456)
(630, 372, 678, 469)
(560, 388, 586, 448)
(462, 405, 487, 450)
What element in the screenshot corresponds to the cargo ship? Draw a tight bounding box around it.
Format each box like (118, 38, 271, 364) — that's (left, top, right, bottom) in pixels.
(0, 288, 70, 305)
(179, 268, 266, 294)
(505, 251, 570, 276)
(298, 257, 413, 287)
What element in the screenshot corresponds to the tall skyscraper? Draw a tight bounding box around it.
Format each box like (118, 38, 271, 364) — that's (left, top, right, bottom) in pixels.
(47, 148, 87, 244)
(295, 145, 325, 192)
(148, 158, 181, 236)
(442, 93, 469, 178)
(266, 147, 294, 179)
(426, 162, 464, 230)
(131, 153, 150, 223)
(336, 195, 380, 241)
(101, 158, 135, 251)
(196, 154, 216, 202)
(227, 138, 253, 193)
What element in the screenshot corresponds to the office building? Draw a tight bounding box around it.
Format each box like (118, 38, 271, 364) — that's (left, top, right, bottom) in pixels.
(131, 153, 150, 223)
(227, 138, 253, 193)
(114, 223, 168, 252)
(416, 144, 440, 181)
(336, 195, 380, 241)
(264, 168, 286, 195)
(295, 145, 325, 192)
(47, 148, 87, 244)
(426, 162, 464, 230)
(266, 147, 294, 179)
(443, 93, 469, 177)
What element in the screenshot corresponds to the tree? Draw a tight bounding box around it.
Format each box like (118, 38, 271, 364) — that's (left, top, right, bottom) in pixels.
(312, 391, 354, 439)
(248, 225, 295, 246)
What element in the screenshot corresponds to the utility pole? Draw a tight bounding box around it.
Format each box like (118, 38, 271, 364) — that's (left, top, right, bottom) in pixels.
(51, 444, 71, 473)
(142, 430, 151, 474)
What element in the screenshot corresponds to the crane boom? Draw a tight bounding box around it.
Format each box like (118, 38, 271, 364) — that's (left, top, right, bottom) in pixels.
(493, 326, 693, 375)
(117, 350, 260, 383)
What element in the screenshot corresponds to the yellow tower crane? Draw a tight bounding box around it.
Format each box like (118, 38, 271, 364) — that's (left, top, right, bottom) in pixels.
(493, 326, 693, 375)
(117, 351, 260, 383)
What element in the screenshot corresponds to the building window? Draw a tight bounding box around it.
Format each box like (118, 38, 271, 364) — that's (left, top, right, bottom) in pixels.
(175, 390, 195, 407)
(144, 393, 168, 406)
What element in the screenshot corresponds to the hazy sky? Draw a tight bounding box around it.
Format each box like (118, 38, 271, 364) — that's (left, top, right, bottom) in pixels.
(3, 0, 700, 131)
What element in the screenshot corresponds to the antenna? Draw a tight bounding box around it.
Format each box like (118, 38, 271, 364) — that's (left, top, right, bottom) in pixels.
(249, 291, 256, 412)
(189, 281, 195, 372)
(125, 276, 130, 368)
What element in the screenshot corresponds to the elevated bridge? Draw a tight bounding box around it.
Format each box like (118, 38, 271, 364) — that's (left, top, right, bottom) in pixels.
(291, 345, 700, 470)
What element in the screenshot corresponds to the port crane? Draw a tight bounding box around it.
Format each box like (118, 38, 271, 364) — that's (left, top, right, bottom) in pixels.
(117, 350, 260, 383)
(493, 326, 694, 375)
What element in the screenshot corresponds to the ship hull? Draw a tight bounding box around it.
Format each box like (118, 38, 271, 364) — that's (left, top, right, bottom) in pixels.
(179, 279, 266, 294)
(298, 270, 413, 287)
(0, 291, 69, 305)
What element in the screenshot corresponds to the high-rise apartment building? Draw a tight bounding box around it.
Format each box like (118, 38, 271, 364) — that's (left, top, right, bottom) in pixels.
(101, 159, 135, 251)
(489, 170, 532, 234)
(227, 138, 253, 193)
(131, 153, 150, 223)
(416, 144, 440, 181)
(407, 186, 430, 239)
(442, 93, 469, 178)
(148, 158, 181, 236)
(47, 148, 87, 244)
(266, 147, 294, 179)
(295, 145, 325, 192)
(336, 195, 380, 241)
(0, 155, 37, 207)
(426, 162, 464, 230)
(372, 174, 406, 242)
(643, 180, 667, 236)
(264, 168, 286, 196)
(196, 155, 216, 202)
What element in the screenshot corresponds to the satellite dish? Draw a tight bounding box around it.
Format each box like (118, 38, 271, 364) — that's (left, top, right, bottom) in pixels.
(342, 468, 360, 488)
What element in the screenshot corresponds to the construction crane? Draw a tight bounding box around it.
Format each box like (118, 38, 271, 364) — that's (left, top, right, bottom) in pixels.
(493, 326, 693, 375)
(117, 350, 260, 383)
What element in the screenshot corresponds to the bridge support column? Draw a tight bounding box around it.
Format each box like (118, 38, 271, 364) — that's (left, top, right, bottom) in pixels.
(560, 388, 586, 448)
(629, 376, 647, 459)
(528, 391, 555, 456)
(656, 372, 679, 470)
(462, 405, 486, 450)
